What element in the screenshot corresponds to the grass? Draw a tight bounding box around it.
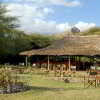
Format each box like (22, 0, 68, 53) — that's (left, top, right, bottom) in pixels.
(0, 68, 100, 100)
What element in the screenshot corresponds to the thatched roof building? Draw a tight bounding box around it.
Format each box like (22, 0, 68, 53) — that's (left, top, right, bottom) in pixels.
(20, 35, 100, 56)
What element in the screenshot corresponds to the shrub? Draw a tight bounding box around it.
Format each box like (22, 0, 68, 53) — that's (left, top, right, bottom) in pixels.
(64, 78, 70, 83)
(89, 71, 97, 75)
(0, 67, 25, 93)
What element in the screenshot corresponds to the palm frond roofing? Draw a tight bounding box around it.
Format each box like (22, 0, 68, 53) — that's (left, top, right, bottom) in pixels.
(20, 35, 100, 56)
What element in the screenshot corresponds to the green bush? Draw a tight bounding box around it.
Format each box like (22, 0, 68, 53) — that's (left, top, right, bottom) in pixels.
(0, 68, 15, 88)
(0, 67, 24, 93)
(89, 71, 97, 75)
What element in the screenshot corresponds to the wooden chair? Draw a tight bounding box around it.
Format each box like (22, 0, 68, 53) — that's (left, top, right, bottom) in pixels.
(84, 75, 96, 88)
(96, 76, 100, 87)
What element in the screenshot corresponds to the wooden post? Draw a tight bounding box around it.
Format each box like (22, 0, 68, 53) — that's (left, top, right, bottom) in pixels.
(47, 55, 50, 71)
(54, 64, 57, 77)
(75, 56, 77, 71)
(60, 65, 62, 77)
(68, 56, 71, 71)
(60, 64, 64, 77)
(93, 57, 96, 70)
(84, 75, 85, 88)
(25, 56, 28, 67)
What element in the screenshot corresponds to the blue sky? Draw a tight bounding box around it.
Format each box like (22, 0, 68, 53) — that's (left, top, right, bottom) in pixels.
(1, 0, 100, 34)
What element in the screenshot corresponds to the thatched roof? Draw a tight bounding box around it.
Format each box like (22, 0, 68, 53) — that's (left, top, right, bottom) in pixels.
(20, 35, 100, 56)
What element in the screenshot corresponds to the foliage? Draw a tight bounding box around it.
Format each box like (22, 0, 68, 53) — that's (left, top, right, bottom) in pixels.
(0, 3, 19, 31)
(29, 34, 57, 49)
(0, 67, 17, 89)
(0, 3, 24, 56)
(0, 31, 57, 64)
(81, 27, 100, 35)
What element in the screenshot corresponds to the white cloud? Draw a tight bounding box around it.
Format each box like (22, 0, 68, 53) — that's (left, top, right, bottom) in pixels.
(75, 22, 96, 31)
(64, 1, 81, 7)
(47, 0, 81, 7)
(5, 2, 95, 34)
(17, 18, 96, 34)
(7, 3, 54, 18)
(19, 18, 69, 34)
(43, 8, 54, 14)
(6, 3, 55, 33)
(3, 0, 81, 7)
(35, 0, 81, 7)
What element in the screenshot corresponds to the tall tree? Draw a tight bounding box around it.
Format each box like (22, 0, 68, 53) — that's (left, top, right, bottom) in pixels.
(0, 3, 19, 32)
(0, 3, 20, 56)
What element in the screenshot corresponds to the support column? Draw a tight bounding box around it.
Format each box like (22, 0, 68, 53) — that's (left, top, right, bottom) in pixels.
(54, 64, 57, 77)
(47, 55, 50, 71)
(68, 56, 71, 71)
(25, 56, 28, 67)
(93, 56, 96, 70)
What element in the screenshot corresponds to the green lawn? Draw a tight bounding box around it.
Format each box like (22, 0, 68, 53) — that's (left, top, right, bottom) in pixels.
(0, 70, 100, 100)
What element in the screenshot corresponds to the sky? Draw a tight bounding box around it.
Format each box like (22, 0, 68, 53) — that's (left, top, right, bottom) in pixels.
(1, 0, 100, 34)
